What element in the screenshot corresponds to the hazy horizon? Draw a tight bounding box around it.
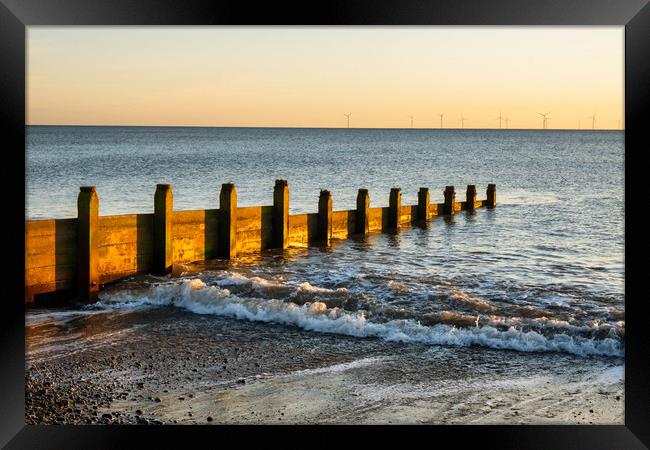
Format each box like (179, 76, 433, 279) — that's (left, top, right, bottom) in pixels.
(26, 124, 623, 131)
(27, 26, 624, 130)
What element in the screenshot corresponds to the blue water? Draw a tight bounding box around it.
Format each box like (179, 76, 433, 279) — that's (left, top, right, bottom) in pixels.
(26, 126, 624, 357)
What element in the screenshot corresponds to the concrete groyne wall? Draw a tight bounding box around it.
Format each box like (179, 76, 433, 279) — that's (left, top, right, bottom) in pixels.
(25, 181, 496, 303)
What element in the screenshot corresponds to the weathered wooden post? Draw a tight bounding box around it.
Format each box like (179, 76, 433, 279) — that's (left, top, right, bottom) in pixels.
(417, 187, 430, 221)
(219, 183, 237, 258)
(388, 188, 401, 229)
(355, 189, 370, 235)
(273, 179, 289, 249)
(443, 185, 456, 215)
(153, 184, 173, 274)
(466, 185, 477, 211)
(77, 186, 99, 302)
(486, 184, 497, 208)
(318, 189, 332, 244)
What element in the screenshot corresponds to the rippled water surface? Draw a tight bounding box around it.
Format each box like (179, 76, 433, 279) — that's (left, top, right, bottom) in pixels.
(26, 126, 624, 357)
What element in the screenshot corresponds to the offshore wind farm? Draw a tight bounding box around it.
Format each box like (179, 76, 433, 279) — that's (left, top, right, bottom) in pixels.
(333, 111, 620, 130)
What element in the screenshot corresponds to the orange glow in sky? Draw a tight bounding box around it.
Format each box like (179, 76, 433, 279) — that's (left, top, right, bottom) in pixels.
(27, 26, 624, 129)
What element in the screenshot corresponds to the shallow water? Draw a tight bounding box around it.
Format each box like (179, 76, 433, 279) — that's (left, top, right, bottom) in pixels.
(26, 126, 624, 358)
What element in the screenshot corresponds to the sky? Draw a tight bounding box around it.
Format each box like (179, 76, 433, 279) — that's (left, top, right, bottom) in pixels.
(27, 26, 624, 129)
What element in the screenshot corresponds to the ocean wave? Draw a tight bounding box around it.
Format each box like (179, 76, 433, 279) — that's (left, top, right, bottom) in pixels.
(96, 278, 623, 358)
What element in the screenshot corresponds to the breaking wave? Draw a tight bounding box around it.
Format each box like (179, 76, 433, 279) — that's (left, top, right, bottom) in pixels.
(95, 278, 623, 358)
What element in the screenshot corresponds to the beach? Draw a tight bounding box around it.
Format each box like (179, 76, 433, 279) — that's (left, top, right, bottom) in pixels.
(26, 304, 623, 425)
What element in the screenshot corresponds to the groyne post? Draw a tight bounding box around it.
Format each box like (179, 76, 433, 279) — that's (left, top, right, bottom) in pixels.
(77, 186, 99, 302)
(389, 188, 401, 229)
(356, 189, 370, 235)
(153, 184, 173, 274)
(27, 181, 499, 303)
(443, 185, 456, 215)
(219, 183, 237, 258)
(417, 187, 430, 221)
(487, 184, 497, 208)
(466, 185, 477, 211)
(273, 179, 289, 249)
(318, 189, 333, 244)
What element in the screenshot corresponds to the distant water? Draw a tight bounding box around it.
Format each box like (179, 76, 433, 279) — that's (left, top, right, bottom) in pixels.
(26, 126, 624, 357)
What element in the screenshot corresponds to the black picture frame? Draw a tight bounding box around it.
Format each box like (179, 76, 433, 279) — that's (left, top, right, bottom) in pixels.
(2, 0, 648, 448)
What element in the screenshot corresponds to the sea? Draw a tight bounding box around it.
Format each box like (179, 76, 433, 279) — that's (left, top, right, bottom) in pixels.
(26, 126, 624, 359)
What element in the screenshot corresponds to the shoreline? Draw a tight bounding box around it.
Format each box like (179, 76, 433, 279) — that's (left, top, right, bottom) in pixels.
(26, 306, 624, 425)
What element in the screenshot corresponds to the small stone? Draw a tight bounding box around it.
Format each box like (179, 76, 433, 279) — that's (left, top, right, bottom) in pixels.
(154, 397, 161, 403)
(207, 417, 213, 422)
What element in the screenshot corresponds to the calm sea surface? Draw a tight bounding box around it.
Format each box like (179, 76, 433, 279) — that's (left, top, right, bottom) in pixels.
(26, 126, 624, 358)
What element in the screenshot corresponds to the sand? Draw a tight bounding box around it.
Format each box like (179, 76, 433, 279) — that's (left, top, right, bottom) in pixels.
(25, 307, 624, 425)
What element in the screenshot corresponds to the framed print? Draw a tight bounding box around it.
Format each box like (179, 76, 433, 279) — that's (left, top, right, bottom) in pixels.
(1, 0, 648, 448)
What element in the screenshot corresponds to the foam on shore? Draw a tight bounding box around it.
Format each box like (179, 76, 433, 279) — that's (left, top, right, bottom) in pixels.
(94, 278, 623, 358)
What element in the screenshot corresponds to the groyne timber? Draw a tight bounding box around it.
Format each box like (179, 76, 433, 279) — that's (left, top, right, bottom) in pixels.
(25, 182, 496, 303)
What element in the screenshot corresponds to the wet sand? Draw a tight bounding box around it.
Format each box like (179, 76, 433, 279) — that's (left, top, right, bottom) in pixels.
(25, 307, 624, 425)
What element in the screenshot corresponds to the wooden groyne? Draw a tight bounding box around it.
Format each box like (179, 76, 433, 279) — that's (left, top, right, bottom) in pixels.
(25, 182, 496, 303)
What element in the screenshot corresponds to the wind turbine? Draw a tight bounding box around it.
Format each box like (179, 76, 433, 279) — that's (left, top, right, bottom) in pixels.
(461, 114, 467, 129)
(408, 115, 414, 129)
(439, 113, 444, 129)
(578, 119, 581, 130)
(538, 112, 550, 129)
(496, 112, 504, 129)
(504, 116, 511, 129)
(344, 113, 351, 129)
(587, 113, 596, 130)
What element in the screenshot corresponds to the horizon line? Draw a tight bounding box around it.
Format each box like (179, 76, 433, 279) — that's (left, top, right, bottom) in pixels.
(26, 124, 624, 131)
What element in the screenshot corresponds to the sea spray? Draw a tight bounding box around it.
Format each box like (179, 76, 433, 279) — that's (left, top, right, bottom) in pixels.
(96, 278, 623, 358)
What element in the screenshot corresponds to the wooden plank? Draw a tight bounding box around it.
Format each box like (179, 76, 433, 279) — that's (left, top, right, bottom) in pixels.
(368, 207, 383, 232)
(288, 213, 309, 247)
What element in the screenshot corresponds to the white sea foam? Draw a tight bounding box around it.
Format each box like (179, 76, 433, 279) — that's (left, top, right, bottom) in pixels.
(483, 314, 624, 339)
(291, 282, 349, 296)
(97, 278, 623, 358)
(291, 357, 384, 376)
(214, 272, 287, 291)
(215, 273, 348, 297)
